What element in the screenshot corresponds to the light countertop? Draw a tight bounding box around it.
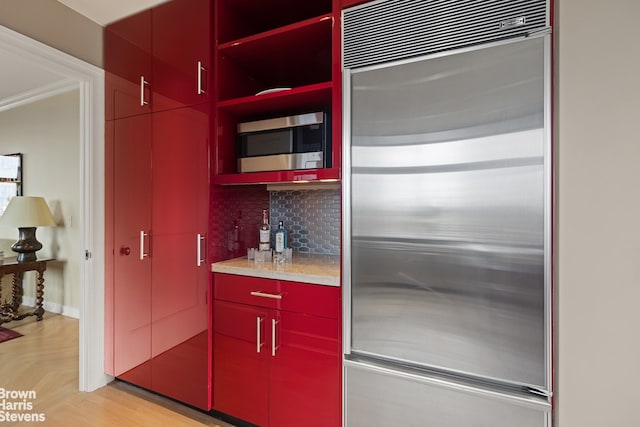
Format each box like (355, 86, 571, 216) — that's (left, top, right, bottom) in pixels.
(211, 253, 340, 286)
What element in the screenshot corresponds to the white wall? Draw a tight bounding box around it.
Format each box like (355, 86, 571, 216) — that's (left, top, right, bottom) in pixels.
(555, 0, 640, 426)
(0, 89, 80, 316)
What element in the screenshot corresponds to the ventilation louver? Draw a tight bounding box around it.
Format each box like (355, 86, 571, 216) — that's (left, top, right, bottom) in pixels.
(343, 0, 549, 69)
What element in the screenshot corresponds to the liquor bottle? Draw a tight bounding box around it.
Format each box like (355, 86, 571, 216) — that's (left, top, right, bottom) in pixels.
(259, 209, 270, 251)
(236, 210, 245, 252)
(227, 220, 239, 253)
(274, 221, 288, 254)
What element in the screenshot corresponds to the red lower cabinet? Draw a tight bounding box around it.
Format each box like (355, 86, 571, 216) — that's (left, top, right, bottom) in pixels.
(213, 300, 270, 427)
(269, 310, 341, 427)
(213, 274, 341, 427)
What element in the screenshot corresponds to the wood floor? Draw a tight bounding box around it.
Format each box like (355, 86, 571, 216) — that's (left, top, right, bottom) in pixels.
(0, 314, 234, 427)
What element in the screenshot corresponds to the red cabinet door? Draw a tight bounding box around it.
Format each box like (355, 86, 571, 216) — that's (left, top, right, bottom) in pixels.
(105, 9, 152, 120)
(213, 300, 270, 427)
(152, 0, 211, 112)
(269, 310, 341, 427)
(150, 105, 210, 410)
(113, 114, 152, 386)
(212, 274, 342, 427)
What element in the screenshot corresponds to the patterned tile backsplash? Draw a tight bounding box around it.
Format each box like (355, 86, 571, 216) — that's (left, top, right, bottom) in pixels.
(270, 189, 341, 255)
(209, 185, 270, 262)
(210, 185, 341, 261)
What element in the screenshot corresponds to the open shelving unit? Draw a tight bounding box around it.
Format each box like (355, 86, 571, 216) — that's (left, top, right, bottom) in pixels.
(213, 0, 341, 185)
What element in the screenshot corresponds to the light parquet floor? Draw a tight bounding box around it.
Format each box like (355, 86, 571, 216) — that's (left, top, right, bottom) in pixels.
(0, 314, 234, 427)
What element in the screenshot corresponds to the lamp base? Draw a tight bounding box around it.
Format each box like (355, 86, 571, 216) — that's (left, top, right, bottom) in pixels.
(11, 227, 43, 263)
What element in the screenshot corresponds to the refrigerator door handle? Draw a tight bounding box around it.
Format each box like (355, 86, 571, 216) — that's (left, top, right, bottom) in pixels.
(526, 387, 552, 398)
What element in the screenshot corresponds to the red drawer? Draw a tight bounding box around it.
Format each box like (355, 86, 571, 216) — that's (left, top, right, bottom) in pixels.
(213, 273, 340, 319)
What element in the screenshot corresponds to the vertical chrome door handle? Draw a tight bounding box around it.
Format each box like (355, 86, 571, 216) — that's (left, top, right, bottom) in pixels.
(196, 233, 206, 266)
(271, 318, 279, 357)
(256, 316, 263, 353)
(197, 61, 206, 95)
(140, 76, 149, 106)
(140, 230, 150, 260)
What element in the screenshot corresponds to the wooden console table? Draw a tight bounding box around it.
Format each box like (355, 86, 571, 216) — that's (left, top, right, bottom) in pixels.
(0, 257, 53, 325)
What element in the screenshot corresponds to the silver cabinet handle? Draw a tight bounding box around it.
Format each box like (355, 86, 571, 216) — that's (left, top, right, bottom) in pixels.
(271, 318, 278, 357)
(250, 291, 282, 300)
(256, 316, 263, 353)
(196, 233, 206, 266)
(140, 76, 149, 106)
(197, 61, 206, 95)
(140, 230, 150, 260)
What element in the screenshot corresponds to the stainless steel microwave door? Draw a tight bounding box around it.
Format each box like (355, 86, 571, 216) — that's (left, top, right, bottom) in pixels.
(348, 37, 549, 390)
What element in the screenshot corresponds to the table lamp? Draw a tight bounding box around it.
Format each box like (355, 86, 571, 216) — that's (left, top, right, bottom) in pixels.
(0, 196, 56, 262)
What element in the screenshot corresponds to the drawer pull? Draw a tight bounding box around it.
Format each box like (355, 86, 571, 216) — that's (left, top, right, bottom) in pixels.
(250, 291, 282, 300)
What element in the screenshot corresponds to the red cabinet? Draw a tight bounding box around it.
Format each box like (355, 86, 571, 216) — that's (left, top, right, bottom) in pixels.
(152, 0, 211, 111)
(112, 114, 152, 387)
(213, 300, 270, 426)
(149, 105, 210, 409)
(105, 0, 213, 410)
(107, 105, 211, 409)
(269, 310, 341, 427)
(105, 10, 152, 120)
(105, 0, 211, 120)
(213, 274, 341, 427)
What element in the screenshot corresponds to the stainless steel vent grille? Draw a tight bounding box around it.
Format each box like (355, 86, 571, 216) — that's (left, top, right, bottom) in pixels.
(343, 0, 549, 69)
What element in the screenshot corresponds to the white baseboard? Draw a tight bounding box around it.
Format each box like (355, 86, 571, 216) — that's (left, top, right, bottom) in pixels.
(21, 296, 80, 319)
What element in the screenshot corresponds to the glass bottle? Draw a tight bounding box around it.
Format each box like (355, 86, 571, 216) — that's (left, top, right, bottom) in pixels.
(274, 221, 287, 254)
(259, 209, 270, 251)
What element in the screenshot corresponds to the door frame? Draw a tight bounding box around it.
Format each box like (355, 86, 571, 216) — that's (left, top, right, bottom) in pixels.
(0, 25, 109, 391)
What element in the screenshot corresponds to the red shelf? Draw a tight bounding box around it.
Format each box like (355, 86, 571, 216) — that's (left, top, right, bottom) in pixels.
(213, 168, 341, 186)
(216, 1, 332, 44)
(217, 14, 332, 95)
(217, 82, 332, 116)
(219, 14, 332, 52)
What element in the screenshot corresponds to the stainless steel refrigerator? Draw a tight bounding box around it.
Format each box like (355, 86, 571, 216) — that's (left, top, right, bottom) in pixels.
(342, 1, 552, 426)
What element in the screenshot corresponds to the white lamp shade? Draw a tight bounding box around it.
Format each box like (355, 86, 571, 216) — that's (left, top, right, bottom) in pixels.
(0, 196, 56, 227)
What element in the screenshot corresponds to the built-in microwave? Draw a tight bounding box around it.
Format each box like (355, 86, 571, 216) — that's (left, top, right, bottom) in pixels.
(237, 112, 330, 173)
